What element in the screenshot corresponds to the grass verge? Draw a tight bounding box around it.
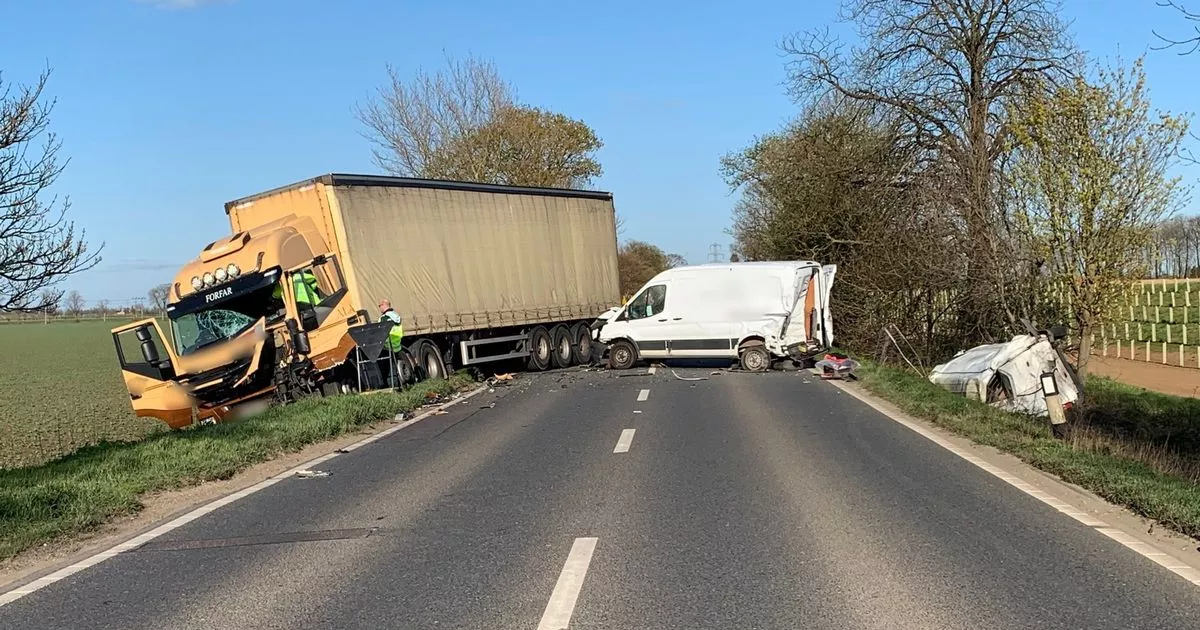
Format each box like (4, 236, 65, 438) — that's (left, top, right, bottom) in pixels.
(0, 373, 477, 562)
(855, 361, 1200, 540)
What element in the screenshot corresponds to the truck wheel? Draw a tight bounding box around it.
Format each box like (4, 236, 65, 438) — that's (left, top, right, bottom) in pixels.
(608, 340, 637, 370)
(550, 324, 573, 369)
(570, 322, 593, 365)
(739, 345, 771, 372)
(527, 326, 552, 371)
(413, 340, 446, 380)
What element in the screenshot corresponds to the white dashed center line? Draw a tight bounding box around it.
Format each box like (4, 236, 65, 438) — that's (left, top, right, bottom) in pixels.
(537, 537, 599, 630)
(613, 429, 636, 453)
(637, 389, 650, 402)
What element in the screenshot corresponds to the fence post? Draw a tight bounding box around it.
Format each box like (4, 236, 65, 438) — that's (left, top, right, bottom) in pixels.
(1171, 306, 1176, 323)
(1173, 292, 1178, 308)
(1138, 322, 1144, 340)
(1163, 342, 1167, 364)
(1185, 325, 1189, 345)
(1147, 341, 1151, 362)
(1152, 324, 1157, 342)
(1156, 306, 1161, 323)
(1168, 325, 1173, 344)
(1181, 344, 1185, 367)
(1144, 305, 1149, 320)
(1136, 292, 1141, 306)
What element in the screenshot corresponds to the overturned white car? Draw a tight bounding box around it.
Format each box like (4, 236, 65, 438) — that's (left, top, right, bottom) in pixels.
(928, 333, 1080, 417)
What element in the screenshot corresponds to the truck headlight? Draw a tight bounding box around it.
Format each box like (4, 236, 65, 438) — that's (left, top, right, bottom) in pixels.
(191, 276, 203, 291)
(227, 263, 240, 278)
(214, 267, 228, 282)
(203, 272, 215, 287)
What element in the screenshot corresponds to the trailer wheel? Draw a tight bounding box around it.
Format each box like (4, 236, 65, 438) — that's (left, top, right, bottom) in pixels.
(608, 340, 637, 370)
(550, 324, 573, 369)
(570, 322, 593, 365)
(413, 340, 446, 380)
(739, 345, 771, 372)
(527, 326, 552, 371)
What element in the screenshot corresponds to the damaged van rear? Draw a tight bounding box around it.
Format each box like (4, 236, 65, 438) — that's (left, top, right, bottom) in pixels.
(592, 261, 837, 371)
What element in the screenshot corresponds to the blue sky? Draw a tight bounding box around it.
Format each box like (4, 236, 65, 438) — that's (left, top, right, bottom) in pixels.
(3, 0, 1197, 305)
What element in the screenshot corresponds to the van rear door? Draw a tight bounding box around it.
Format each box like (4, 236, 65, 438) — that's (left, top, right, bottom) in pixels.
(817, 265, 837, 347)
(111, 319, 196, 429)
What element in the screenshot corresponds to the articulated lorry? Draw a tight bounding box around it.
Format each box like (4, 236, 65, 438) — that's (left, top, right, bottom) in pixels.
(112, 174, 620, 428)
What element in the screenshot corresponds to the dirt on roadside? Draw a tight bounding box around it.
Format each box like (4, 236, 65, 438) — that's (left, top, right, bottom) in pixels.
(1088, 355, 1200, 399)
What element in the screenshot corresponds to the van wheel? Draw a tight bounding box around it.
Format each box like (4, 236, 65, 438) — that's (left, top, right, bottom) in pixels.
(570, 322, 593, 365)
(608, 340, 637, 370)
(413, 340, 446, 380)
(527, 326, 552, 371)
(739, 345, 771, 372)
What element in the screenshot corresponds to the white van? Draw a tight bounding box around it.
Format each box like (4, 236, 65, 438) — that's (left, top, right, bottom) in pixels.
(592, 261, 837, 371)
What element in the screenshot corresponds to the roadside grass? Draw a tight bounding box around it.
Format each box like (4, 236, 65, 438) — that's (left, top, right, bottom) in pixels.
(855, 362, 1200, 540)
(0, 373, 477, 562)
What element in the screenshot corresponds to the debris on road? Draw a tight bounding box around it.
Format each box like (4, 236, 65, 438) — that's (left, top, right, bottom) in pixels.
(295, 470, 330, 478)
(671, 369, 708, 381)
(814, 353, 860, 380)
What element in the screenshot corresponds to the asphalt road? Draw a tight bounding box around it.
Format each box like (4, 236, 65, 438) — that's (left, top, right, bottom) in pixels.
(4, 366, 1200, 629)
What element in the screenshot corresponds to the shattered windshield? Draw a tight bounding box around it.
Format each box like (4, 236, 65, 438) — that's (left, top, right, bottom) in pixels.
(169, 284, 280, 356)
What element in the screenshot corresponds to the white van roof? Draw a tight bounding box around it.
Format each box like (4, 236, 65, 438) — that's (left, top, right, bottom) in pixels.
(645, 261, 820, 281)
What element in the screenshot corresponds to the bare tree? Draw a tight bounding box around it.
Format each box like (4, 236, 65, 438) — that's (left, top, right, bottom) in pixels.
(0, 66, 102, 312)
(781, 0, 1077, 340)
(63, 289, 83, 316)
(1008, 57, 1190, 382)
(355, 53, 516, 178)
(1155, 1, 1200, 55)
(148, 282, 171, 314)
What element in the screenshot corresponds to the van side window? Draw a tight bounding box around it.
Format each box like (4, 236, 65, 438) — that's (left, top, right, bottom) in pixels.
(626, 284, 667, 320)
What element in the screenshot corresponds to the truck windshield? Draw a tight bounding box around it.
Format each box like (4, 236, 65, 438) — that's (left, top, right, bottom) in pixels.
(169, 284, 281, 356)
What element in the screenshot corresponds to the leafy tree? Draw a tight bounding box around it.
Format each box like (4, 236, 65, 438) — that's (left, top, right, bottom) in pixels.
(1008, 57, 1191, 381)
(424, 106, 603, 188)
(0, 66, 102, 312)
(722, 100, 966, 358)
(781, 0, 1077, 338)
(618, 241, 686, 297)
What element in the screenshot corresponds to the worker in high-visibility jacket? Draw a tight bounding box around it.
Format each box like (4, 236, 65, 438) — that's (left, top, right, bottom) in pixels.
(272, 270, 321, 306)
(378, 299, 404, 352)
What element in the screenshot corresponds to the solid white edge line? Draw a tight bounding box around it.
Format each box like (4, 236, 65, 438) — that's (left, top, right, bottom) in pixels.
(537, 537, 599, 630)
(637, 389, 650, 402)
(0, 384, 490, 608)
(613, 429, 636, 454)
(828, 379, 1200, 588)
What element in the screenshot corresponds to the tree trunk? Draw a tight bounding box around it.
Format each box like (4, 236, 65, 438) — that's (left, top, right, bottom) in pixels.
(1075, 319, 1092, 383)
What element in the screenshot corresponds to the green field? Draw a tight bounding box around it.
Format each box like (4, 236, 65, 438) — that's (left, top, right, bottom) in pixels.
(0, 320, 165, 469)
